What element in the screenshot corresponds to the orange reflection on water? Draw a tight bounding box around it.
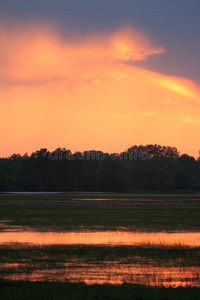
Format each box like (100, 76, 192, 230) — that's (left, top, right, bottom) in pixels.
(0, 231, 200, 247)
(1, 262, 200, 287)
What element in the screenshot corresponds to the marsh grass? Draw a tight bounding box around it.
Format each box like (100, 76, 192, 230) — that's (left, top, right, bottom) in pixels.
(0, 280, 199, 300)
(0, 245, 199, 287)
(0, 193, 200, 298)
(1, 244, 200, 266)
(0, 194, 200, 232)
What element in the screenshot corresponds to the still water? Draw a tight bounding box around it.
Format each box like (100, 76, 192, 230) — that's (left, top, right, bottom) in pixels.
(0, 196, 200, 288)
(0, 231, 200, 247)
(1, 260, 200, 287)
(0, 230, 200, 287)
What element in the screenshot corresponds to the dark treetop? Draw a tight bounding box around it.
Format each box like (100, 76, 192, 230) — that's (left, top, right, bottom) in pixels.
(0, 145, 200, 192)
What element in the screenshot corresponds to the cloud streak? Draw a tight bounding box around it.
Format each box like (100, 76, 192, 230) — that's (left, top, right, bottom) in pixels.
(181, 117, 200, 124)
(181, 116, 193, 123)
(162, 98, 178, 105)
(142, 112, 160, 117)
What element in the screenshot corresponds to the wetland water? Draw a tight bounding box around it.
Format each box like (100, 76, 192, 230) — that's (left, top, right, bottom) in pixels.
(0, 196, 200, 287)
(0, 231, 200, 247)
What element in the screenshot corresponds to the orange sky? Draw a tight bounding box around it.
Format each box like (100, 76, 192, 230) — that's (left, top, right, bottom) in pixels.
(1, 24, 200, 157)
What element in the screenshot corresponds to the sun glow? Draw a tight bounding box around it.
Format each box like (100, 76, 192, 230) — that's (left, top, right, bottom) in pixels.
(158, 78, 195, 98)
(0, 24, 200, 157)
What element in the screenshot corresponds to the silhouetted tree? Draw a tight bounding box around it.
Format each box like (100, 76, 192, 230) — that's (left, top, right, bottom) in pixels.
(0, 145, 199, 192)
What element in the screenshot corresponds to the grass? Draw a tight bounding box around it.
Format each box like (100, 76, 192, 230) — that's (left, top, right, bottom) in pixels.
(0, 193, 200, 298)
(0, 244, 199, 286)
(0, 193, 200, 231)
(0, 191, 200, 201)
(0, 280, 199, 300)
(0, 244, 200, 265)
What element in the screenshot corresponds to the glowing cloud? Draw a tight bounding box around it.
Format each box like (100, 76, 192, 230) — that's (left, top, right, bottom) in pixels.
(162, 98, 178, 105)
(181, 117, 200, 125)
(112, 27, 165, 62)
(0, 23, 200, 157)
(142, 112, 160, 117)
(181, 116, 193, 123)
(0, 25, 164, 87)
(158, 76, 199, 100)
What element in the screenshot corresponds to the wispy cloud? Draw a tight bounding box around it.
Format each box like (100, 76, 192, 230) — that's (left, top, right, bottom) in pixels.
(0, 23, 200, 157)
(181, 116, 200, 124)
(162, 98, 178, 105)
(142, 112, 159, 117)
(181, 116, 192, 123)
(158, 76, 199, 100)
(0, 24, 164, 87)
(112, 26, 164, 62)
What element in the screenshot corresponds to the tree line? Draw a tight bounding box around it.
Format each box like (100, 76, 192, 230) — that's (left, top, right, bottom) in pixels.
(0, 145, 200, 192)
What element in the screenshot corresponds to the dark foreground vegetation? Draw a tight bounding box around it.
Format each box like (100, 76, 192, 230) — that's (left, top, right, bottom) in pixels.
(0, 280, 199, 300)
(0, 198, 199, 298)
(0, 144, 200, 192)
(0, 198, 200, 231)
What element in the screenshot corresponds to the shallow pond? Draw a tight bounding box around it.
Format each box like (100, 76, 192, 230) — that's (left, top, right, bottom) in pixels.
(0, 231, 200, 247)
(0, 197, 200, 288)
(0, 230, 200, 287)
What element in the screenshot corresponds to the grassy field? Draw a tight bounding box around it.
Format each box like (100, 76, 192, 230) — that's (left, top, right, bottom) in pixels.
(0, 191, 200, 201)
(0, 193, 200, 231)
(0, 193, 200, 299)
(0, 280, 200, 300)
(0, 244, 199, 281)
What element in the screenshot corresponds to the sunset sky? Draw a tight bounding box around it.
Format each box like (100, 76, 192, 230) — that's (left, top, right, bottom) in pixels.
(0, 0, 200, 157)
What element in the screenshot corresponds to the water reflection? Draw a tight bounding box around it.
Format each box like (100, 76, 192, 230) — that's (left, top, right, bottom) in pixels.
(1, 261, 200, 287)
(0, 231, 200, 247)
(1, 230, 200, 287)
